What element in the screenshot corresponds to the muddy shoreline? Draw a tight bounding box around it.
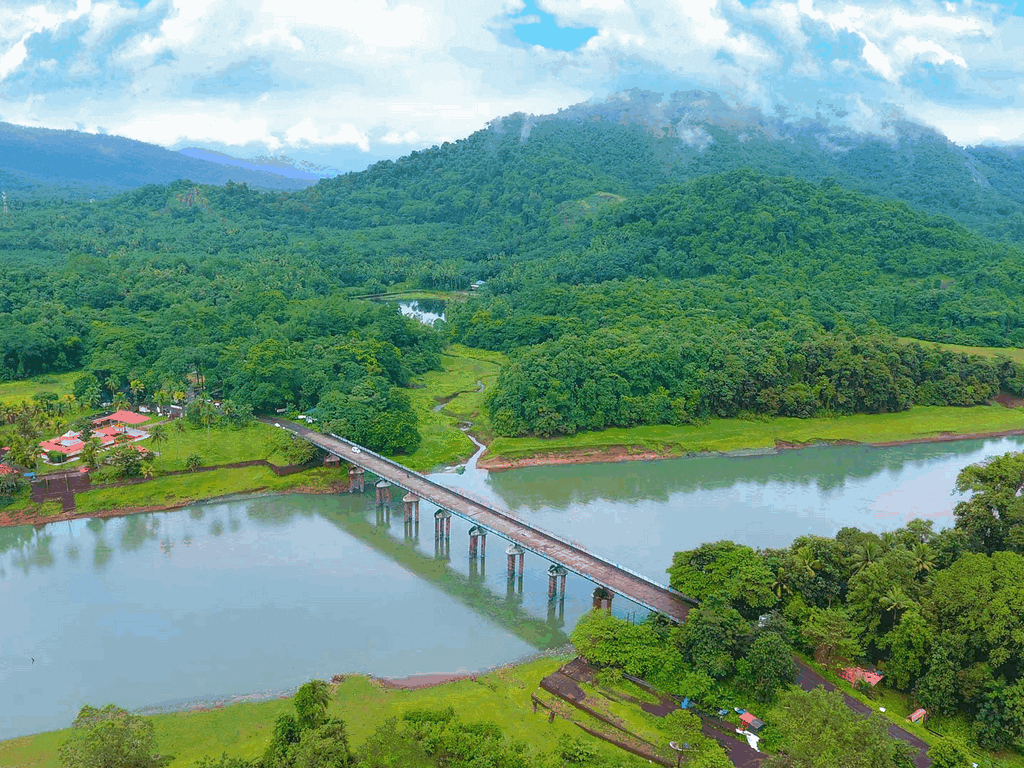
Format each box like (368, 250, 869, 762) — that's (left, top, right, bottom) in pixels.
(476, 427, 1024, 472)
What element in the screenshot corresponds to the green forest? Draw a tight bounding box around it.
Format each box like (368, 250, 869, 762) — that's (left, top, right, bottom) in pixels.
(5, 112, 1024, 447)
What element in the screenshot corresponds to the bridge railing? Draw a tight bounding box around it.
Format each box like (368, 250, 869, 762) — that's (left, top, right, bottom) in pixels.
(328, 431, 681, 595)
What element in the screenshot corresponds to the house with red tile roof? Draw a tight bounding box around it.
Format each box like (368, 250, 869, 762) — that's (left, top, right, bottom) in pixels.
(39, 419, 150, 461)
(907, 708, 927, 724)
(840, 667, 885, 687)
(93, 409, 149, 426)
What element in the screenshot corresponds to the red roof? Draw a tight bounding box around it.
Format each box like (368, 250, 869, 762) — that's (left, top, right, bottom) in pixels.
(0, 464, 16, 475)
(907, 708, 927, 723)
(740, 712, 756, 725)
(840, 667, 884, 687)
(94, 410, 148, 425)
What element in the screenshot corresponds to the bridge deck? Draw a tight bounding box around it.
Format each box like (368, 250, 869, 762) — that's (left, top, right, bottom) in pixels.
(270, 419, 692, 622)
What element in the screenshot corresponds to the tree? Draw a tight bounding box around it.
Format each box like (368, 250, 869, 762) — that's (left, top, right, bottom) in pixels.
(878, 610, 932, 692)
(106, 444, 143, 478)
(294, 679, 331, 731)
(800, 606, 862, 665)
(668, 541, 777, 618)
(927, 739, 972, 768)
(679, 599, 752, 678)
(148, 424, 168, 456)
(953, 452, 1024, 553)
(769, 687, 917, 768)
(185, 453, 203, 472)
(80, 438, 103, 471)
(58, 703, 167, 768)
(740, 632, 797, 702)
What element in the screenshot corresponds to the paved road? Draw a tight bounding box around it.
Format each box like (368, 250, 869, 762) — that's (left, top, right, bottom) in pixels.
(796, 660, 932, 768)
(270, 419, 693, 622)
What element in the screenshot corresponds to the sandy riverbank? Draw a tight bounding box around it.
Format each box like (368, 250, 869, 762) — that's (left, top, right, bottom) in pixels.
(476, 427, 1024, 471)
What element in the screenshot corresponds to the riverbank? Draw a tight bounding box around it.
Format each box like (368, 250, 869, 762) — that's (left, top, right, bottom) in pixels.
(0, 466, 347, 529)
(1, 657, 649, 768)
(478, 405, 1024, 470)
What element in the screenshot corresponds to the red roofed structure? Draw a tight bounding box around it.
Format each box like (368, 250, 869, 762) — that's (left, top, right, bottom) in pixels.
(739, 712, 765, 732)
(840, 667, 885, 687)
(0, 463, 17, 475)
(907, 708, 927, 724)
(94, 410, 148, 426)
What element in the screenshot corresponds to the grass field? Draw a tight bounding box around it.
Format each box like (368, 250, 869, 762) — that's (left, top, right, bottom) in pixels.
(399, 344, 507, 471)
(484, 405, 1024, 463)
(898, 337, 1024, 364)
(0, 658, 650, 768)
(0, 372, 79, 405)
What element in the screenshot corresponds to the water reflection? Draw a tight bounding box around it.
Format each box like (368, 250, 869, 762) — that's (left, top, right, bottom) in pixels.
(471, 436, 1024, 580)
(1, 495, 540, 739)
(398, 300, 446, 326)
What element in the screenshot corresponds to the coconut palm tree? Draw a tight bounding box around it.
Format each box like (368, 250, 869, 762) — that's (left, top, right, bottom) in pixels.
(879, 586, 913, 620)
(793, 545, 822, 579)
(848, 541, 882, 574)
(104, 375, 121, 403)
(911, 543, 935, 577)
(771, 566, 793, 599)
(80, 438, 102, 470)
(129, 379, 146, 407)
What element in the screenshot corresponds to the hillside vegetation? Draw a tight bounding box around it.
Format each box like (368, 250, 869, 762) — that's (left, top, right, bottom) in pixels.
(3, 101, 1024, 448)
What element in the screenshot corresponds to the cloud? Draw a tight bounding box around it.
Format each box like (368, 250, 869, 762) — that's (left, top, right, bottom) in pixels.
(0, 0, 1021, 161)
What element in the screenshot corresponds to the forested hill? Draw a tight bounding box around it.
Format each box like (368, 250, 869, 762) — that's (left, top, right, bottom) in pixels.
(299, 95, 1024, 243)
(0, 121, 314, 201)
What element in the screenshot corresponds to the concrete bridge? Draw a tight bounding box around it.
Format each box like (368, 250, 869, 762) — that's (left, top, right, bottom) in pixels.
(268, 419, 695, 622)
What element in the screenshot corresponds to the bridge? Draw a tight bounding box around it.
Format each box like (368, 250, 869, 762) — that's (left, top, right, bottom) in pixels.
(268, 419, 694, 622)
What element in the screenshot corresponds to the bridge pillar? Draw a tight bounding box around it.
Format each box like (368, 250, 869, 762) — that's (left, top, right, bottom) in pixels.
(592, 587, 614, 614)
(375, 480, 391, 505)
(506, 544, 525, 576)
(403, 493, 420, 523)
(468, 526, 486, 559)
(349, 466, 366, 493)
(547, 564, 568, 599)
(434, 510, 452, 539)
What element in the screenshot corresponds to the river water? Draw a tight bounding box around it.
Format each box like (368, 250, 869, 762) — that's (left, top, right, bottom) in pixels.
(2, 434, 1022, 739)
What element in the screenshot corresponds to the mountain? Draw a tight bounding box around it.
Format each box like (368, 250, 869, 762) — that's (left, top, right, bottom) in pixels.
(0, 121, 316, 201)
(294, 90, 1024, 243)
(176, 147, 335, 181)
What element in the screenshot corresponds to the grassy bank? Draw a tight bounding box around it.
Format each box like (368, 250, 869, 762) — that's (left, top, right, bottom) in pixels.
(399, 344, 506, 471)
(483, 405, 1024, 465)
(0, 658, 649, 768)
(0, 422, 344, 524)
(898, 337, 1024, 364)
(0, 372, 79, 405)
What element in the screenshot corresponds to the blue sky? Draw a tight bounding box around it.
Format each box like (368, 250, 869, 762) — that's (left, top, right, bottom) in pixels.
(1, 0, 1023, 171)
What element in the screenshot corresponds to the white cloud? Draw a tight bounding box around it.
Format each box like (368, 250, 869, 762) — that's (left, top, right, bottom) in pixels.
(0, 0, 1018, 160)
(0, 37, 30, 81)
(285, 119, 370, 151)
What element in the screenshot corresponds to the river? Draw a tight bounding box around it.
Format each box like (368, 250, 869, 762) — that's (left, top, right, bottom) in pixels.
(2, 434, 1022, 739)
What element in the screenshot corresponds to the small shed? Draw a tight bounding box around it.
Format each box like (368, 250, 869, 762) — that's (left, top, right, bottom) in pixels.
(907, 709, 927, 725)
(740, 712, 765, 732)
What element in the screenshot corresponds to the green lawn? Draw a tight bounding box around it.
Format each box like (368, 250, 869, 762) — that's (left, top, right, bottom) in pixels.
(0, 658, 648, 768)
(72, 466, 341, 515)
(898, 337, 1024, 364)
(398, 345, 507, 471)
(0, 372, 80, 406)
(147, 422, 290, 472)
(484, 405, 1024, 463)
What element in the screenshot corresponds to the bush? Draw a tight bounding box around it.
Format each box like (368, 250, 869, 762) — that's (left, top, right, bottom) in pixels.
(47, 450, 67, 464)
